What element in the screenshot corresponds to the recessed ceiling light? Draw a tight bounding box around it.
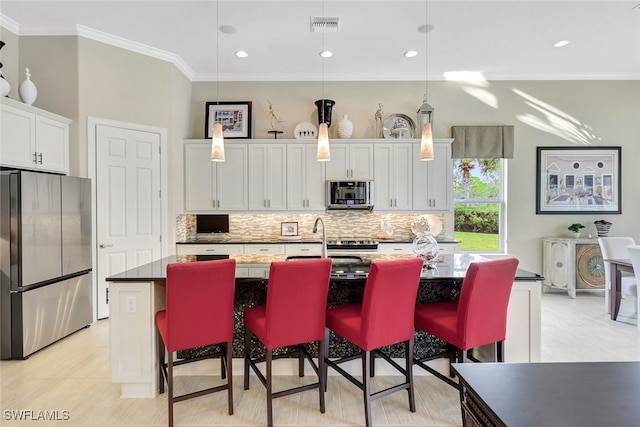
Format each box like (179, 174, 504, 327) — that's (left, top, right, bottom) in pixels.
(404, 50, 418, 58)
(417, 24, 435, 33)
(219, 25, 237, 34)
(553, 40, 570, 48)
(235, 50, 248, 58)
(319, 50, 333, 58)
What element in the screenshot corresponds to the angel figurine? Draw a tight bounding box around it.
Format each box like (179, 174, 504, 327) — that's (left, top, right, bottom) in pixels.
(266, 100, 286, 137)
(374, 103, 384, 138)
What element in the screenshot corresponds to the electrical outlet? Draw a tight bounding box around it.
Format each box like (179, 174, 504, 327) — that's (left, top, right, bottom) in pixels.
(126, 296, 137, 313)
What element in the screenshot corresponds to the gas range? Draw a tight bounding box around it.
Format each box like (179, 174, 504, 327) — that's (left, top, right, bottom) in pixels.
(326, 239, 379, 252)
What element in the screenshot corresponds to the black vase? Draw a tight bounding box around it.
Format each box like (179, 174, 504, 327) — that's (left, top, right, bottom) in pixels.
(314, 99, 336, 127)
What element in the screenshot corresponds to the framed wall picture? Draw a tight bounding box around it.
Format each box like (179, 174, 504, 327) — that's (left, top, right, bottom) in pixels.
(280, 222, 298, 236)
(536, 146, 621, 214)
(205, 101, 252, 139)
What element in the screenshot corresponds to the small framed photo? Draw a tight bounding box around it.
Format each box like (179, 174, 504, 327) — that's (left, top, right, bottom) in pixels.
(205, 101, 252, 139)
(536, 146, 621, 214)
(281, 222, 298, 236)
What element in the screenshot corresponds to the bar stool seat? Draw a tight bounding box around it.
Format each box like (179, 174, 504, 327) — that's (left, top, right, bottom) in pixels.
(244, 258, 332, 427)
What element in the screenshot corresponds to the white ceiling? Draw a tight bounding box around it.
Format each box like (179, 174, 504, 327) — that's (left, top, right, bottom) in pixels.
(1, 0, 639, 81)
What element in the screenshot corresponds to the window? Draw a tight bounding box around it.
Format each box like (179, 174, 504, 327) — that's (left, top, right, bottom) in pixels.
(453, 158, 505, 252)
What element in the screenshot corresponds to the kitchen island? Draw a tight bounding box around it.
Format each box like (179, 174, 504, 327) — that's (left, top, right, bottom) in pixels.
(106, 254, 542, 398)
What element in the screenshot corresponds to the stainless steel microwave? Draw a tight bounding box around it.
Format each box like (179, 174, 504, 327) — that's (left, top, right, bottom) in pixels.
(326, 180, 374, 210)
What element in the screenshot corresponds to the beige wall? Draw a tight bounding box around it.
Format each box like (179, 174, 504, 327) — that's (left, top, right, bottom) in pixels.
(4, 30, 640, 273)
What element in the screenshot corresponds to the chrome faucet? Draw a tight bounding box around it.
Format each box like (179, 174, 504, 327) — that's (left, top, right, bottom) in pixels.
(313, 217, 327, 258)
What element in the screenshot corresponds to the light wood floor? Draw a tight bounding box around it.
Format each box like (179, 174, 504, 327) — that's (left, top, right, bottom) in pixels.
(1, 291, 638, 426)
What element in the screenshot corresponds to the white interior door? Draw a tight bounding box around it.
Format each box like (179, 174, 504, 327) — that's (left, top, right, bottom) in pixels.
(95, 124, 162, 319)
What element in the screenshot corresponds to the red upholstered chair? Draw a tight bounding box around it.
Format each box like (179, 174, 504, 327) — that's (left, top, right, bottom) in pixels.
(243, 258, 332, 427)
(323, 258, 423, 427)
(413, 257, 519, 388)
(155, 259, 236, 427)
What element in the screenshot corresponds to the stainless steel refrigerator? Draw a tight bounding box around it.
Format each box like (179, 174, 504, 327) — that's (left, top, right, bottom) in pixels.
(1, 170, 93, 359)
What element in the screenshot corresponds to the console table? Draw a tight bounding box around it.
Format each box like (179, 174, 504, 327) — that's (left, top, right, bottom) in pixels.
(453, 362, 640, 427)
(542, 237, 605, 297)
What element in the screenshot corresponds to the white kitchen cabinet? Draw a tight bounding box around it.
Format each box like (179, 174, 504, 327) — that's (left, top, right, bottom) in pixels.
(285, 243, 322, 256)
(412, 141, 453, 211)
(248, 144, 287, 211)
(374, 143, 413, 211)
(244, 243, 285, 255)
(175, 244, 244, 256)
(286, 143, 326, 211)
(325, 143, 374, 180)
(1, 97, 70, 174)
(184, 141, 248, 212)
(377, 241, 459, 255)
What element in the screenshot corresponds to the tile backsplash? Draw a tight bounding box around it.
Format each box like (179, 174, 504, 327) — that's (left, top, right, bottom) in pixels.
(176, 212, 445, 242)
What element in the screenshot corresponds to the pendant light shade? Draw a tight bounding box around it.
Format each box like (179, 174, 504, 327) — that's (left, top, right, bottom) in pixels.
(317, 123, 330, 161)
(419, 123, 434, 161)
(211, 123, 225, 161)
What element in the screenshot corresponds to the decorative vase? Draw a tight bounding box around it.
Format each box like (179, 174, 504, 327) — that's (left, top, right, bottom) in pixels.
(0, 73, 9, 97)
(572, 232, 581, 239)
(337, 114, 353, 138)
(314, 99, 335, 127)
(19, 67, 38, 105)
(594, 221, 612, 237)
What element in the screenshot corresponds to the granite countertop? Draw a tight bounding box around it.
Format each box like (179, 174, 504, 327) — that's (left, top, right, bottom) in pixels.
(106, 254, 543, 282)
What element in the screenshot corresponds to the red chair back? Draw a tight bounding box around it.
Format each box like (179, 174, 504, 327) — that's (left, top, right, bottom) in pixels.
(456, 258, 519, 350)
(164, 259, 236, 352)
(361, 258, 423, 350)
(264, 258, 332, 348)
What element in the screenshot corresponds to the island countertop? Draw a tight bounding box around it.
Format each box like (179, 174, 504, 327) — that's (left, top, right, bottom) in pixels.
(105, 254, 542, 282)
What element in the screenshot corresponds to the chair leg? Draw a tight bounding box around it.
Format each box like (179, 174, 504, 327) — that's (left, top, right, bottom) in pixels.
(497, 341, 504, 363)
(323, 328, 330, 393)
(168, 353, 174, 427)
(158, 334, 165, 394)
(405, 339, 416, 413)
(266, 349, 274, 427)
(362, 350, 372, 427)
(370, 350, 376, 377)
(226, 341, 234, 415)
(244, 326, 251, 390)
(318, 339, 326, 414)
(298, 344, 305, 377)
(221, 343, 227, 380)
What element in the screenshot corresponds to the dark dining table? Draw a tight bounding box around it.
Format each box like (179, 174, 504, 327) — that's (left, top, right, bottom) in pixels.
(607, 258, 634, 320)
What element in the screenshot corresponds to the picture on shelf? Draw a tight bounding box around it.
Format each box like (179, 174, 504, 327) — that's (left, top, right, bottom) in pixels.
(205, 101, 252, 139)
(280, 222, 298, 236)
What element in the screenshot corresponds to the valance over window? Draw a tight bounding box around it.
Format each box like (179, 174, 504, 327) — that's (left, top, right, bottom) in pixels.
(451, 125, 514, 159)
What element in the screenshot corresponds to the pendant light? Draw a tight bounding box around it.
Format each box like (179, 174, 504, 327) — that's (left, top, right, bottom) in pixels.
(211, 0, 225, 162)
(419, 0, 434, 161)
(317, 0, 330, 161)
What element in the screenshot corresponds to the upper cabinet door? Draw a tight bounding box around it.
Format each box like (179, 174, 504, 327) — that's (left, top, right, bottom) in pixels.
(184, 143, 216, 211)
(0, 104, 36, 170)
(412, 142, 452, 211)
(217, 144, 249, 211)
(36, 115, 68, 173)
(325, 143, 373, 180)
(374, 143, 412, 211)
(287, 143, 326, 211)
(247, 144, 286, 210)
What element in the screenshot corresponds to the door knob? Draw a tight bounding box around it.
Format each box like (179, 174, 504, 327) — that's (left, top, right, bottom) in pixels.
(99, 244, 113, 248)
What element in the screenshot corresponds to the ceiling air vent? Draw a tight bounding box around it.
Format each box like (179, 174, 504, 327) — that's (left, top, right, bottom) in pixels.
(310, 17, 339, 33)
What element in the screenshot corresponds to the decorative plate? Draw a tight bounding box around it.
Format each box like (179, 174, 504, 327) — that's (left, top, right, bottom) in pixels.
(294, 122, 317, 139)
(410, 214, 443, 237)
(382, 114, 415, 139)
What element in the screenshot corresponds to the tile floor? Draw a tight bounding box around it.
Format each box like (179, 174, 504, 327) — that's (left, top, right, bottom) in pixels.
(1, 291, 638, 426)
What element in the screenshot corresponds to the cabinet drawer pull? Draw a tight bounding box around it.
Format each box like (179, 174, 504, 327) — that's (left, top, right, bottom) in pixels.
(33, 152, 38, 164)
(38, 153, 43, 164)
(259, 248, 268, 252)
(205, 249, 218, 252)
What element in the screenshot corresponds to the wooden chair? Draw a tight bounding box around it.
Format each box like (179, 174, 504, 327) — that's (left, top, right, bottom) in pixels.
(413, 258, 519, 388)
(323, 258, 423, 427)
(244, 258, 332, 427)
(156, 259, 236, 427)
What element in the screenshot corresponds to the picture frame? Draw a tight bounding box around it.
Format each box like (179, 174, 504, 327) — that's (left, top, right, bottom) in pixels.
(205, 101, 252, 139)
(280, 222, 298, 236)
(536, 146, 621, 214)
